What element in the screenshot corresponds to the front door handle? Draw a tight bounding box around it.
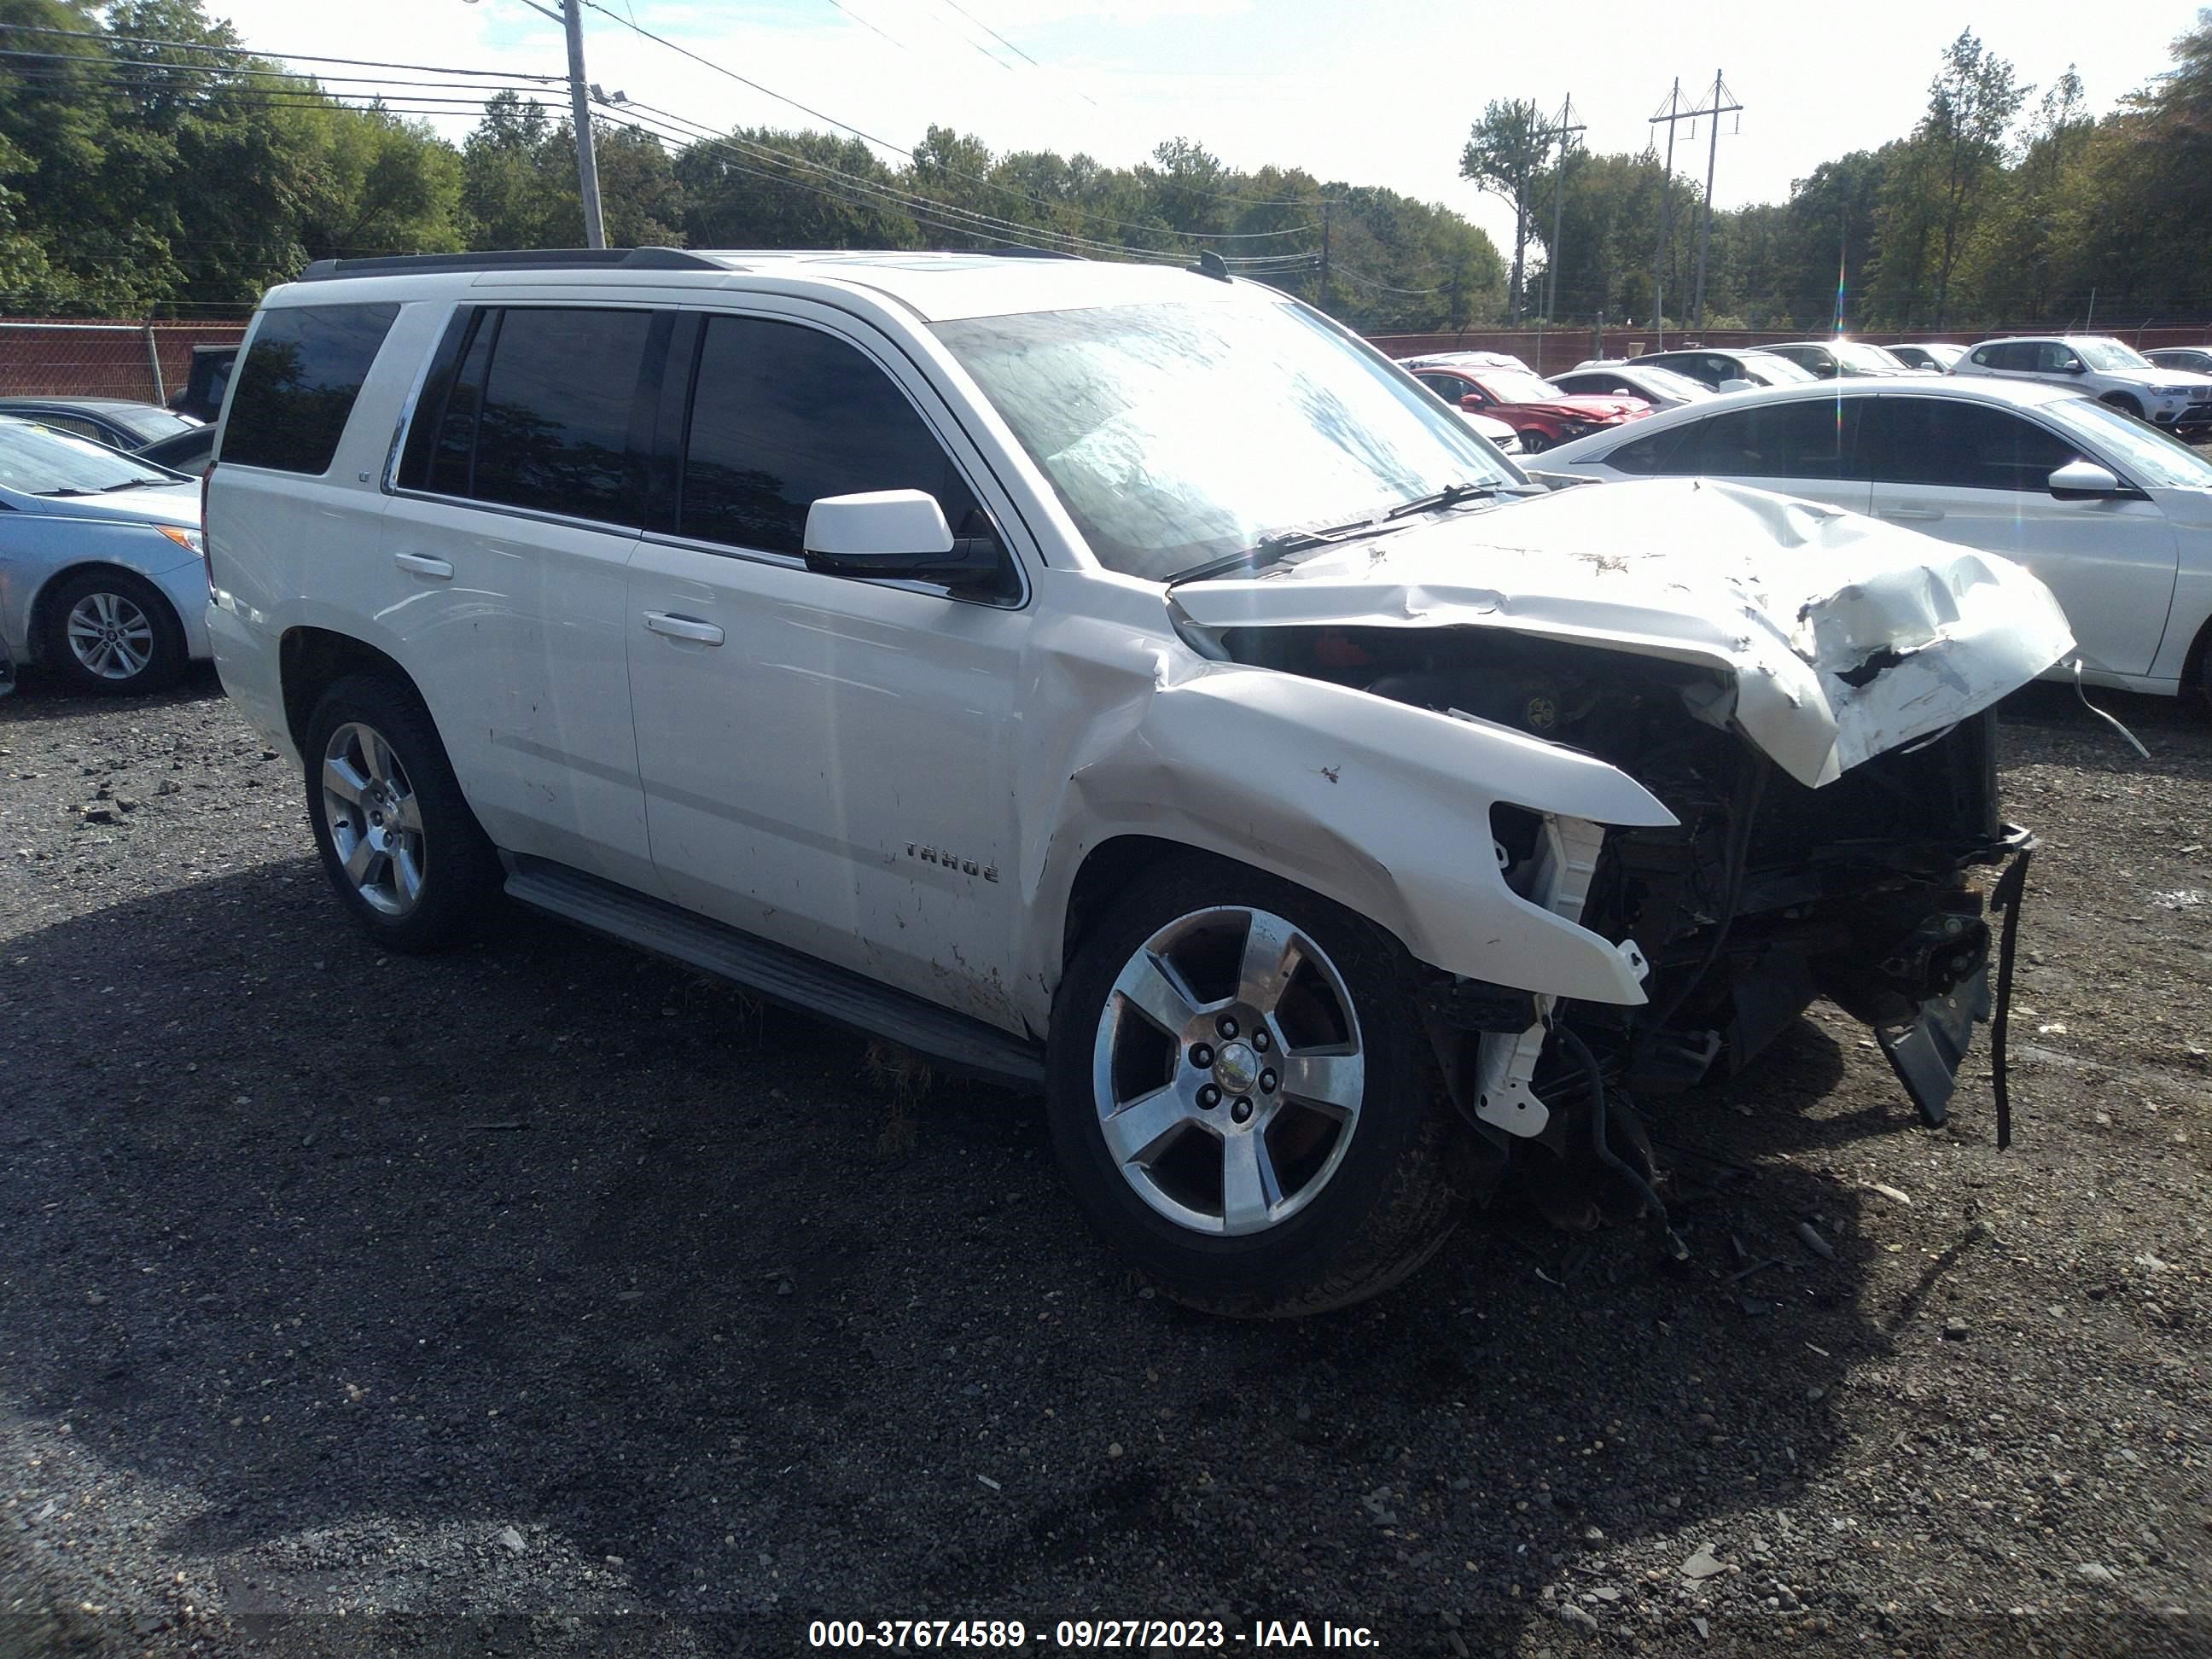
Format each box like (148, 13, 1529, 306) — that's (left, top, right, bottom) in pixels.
(1878, 506, 1945, 522)
(393, 552, 454, 579)
(643, 611, 725, 646)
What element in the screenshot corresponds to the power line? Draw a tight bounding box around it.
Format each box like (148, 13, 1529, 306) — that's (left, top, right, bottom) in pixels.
(608, 87, 1313, 248)
(578, 0, 1307, 217)
(932, 0, 1040, 67)
(0, 20, 566, 81)
(0, 45, 557, 92)
(608, 98, 1206, 263)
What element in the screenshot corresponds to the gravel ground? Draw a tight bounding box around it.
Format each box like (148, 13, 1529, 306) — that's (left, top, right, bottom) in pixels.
(2, 666, 2207, 1659)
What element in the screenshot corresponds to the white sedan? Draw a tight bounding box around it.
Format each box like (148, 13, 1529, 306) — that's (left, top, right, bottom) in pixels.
(1536, 376, 2212, 704)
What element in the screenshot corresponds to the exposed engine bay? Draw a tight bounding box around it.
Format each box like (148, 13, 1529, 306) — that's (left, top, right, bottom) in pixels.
(1215, 620, 2036, 1245)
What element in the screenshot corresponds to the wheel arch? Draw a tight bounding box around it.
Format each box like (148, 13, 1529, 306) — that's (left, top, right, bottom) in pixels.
(26, 561, 185, 664)
(280, 626, 417, 754)
(2181, 605, 2212, 707)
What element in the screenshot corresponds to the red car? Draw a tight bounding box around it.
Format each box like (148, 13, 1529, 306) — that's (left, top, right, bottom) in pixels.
(1403, 352, 1650, 454)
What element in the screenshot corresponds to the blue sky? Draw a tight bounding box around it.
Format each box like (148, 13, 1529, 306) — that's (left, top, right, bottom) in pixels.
(218, 0, 2197, 251)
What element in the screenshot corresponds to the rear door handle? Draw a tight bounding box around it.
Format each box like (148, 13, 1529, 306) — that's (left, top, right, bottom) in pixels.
(643, 611, 725, 646)
(1877, 506, 1945, 522)
(393, 552, 454, 579)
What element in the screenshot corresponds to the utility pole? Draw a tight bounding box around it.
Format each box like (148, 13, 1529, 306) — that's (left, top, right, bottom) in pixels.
(476, 0, 608, 247)
(563, 0, 606, 248)
(1648, 79, 1686, 349)
(1689, 70, 1743, 331)
(1318, 199, 1333, 314)
(1540, 95, 1586, 323)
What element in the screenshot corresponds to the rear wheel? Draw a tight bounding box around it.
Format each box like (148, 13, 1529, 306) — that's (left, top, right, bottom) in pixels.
(1516, 429, 1551, 455)
(1047, 855, 1470, 1317)
(38, 568, 185, 695)
(304, 673, 502, 952)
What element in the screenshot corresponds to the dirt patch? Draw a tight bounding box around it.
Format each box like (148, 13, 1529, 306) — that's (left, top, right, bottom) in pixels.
(2, 667, 2207, 1656)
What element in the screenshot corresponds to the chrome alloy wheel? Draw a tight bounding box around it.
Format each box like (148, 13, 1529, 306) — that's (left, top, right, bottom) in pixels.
(1091, 905, 1365, 1237)
(321, 721, 425, 917)
(64, 590, 155, 681)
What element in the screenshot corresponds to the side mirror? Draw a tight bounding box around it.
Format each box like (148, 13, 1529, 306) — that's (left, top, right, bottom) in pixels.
(1459, 393, 1487, 410)
(802, 490, 1005, 587)
(2048, 459, 2124, 498)
(2059, 360, 2086, 375)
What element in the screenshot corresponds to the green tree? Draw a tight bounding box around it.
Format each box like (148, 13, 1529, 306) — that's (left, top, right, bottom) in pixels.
(1459, 100, 1553, 318)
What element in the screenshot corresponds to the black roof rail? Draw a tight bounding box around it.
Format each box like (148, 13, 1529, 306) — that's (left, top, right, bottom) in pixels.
(295, 247, 723, 282)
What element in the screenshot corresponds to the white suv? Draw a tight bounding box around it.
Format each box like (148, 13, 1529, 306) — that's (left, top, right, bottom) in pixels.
(205, 248, 2070, 1315)
(1954, 335, 2212, 430)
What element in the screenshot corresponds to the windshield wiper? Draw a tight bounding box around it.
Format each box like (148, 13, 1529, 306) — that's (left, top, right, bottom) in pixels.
(1167, 521, 1377, 588)
(37, 488, 96, 498)
(1384, 481, 1500, 521)
(101, 478, 166, 492)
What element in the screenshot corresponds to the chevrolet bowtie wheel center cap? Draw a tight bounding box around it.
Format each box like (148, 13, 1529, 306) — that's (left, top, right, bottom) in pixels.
(1213, 1039, 1260, 1098)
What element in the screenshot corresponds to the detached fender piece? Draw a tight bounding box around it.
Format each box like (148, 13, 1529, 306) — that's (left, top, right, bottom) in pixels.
(1038, 659, 1675, 1006)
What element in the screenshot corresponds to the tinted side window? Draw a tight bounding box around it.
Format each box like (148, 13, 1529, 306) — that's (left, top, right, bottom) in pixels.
(1860, 398, 2084, 491)
(679, 317, 979, 556)
(1969, 345, 2000, 369)
(1674, 399, 1851, 478)
(1603, 422, 1694, 475)
(468, 308, 652, 524)
(222, 303, 399, 474)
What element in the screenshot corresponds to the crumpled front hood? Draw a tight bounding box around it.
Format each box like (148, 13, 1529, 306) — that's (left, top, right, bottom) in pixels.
(1171, 477, 2075, 790)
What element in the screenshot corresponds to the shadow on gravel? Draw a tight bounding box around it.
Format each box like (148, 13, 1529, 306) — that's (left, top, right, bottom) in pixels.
(0, 856, 2005, 1652)
(0, 659, 224, 722)
(1996, 679, 2212, 779)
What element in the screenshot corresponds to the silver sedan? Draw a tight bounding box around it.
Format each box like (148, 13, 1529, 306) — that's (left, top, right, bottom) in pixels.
(0, 416, 208, 696)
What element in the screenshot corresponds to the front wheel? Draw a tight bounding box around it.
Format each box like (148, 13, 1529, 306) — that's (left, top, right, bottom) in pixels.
(304, 673, 502, 952)
(1046, 855, 1470, 1317)
(38, 568, 186, 695)
(2102, 392, 2145, 420)
(1516, 429, 1551, 454)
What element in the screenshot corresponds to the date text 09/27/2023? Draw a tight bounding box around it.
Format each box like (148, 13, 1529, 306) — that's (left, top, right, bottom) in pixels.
(806, 1618, 1382, 1650)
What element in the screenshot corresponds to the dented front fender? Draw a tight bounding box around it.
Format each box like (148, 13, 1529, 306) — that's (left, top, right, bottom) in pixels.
(1017, 612, 1674, 1022)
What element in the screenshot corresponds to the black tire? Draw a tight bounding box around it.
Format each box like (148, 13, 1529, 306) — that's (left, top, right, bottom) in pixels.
(1516, 429, 1551, 455)
(36, 567, 186, 696)
(303, 672, 502, 953)
(2102, 392, 2145, 420)
(1046, 853, 1473, 1318)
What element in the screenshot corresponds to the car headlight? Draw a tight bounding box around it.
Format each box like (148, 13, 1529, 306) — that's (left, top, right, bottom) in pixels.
(155, 525, 205, 556)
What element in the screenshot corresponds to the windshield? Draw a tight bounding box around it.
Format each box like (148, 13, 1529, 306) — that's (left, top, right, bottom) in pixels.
(2041, 396, 2212, 490)
(2075, 338, 2152, 371)
(0, 418, 177, 495)
(1630, 365, 1713, 401)
(935, 299, 1521, 582)
(1476, 369, 1566, 402)
(124, 407, 198, 440)
(1835, 341, 1908, 371)
(1740, 352, 1818, 384)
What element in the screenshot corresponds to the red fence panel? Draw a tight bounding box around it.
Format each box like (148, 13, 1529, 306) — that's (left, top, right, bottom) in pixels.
(0, 321, 250, 403)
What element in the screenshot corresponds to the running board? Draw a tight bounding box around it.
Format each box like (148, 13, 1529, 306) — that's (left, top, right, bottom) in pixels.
(504, 859, 1045, 1093)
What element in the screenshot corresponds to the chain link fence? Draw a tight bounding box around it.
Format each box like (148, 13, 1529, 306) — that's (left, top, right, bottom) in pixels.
(0, 320, 251, 405)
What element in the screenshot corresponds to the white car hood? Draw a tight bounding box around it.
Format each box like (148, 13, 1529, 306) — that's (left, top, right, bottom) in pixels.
(1172, 477, 2074, 790)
